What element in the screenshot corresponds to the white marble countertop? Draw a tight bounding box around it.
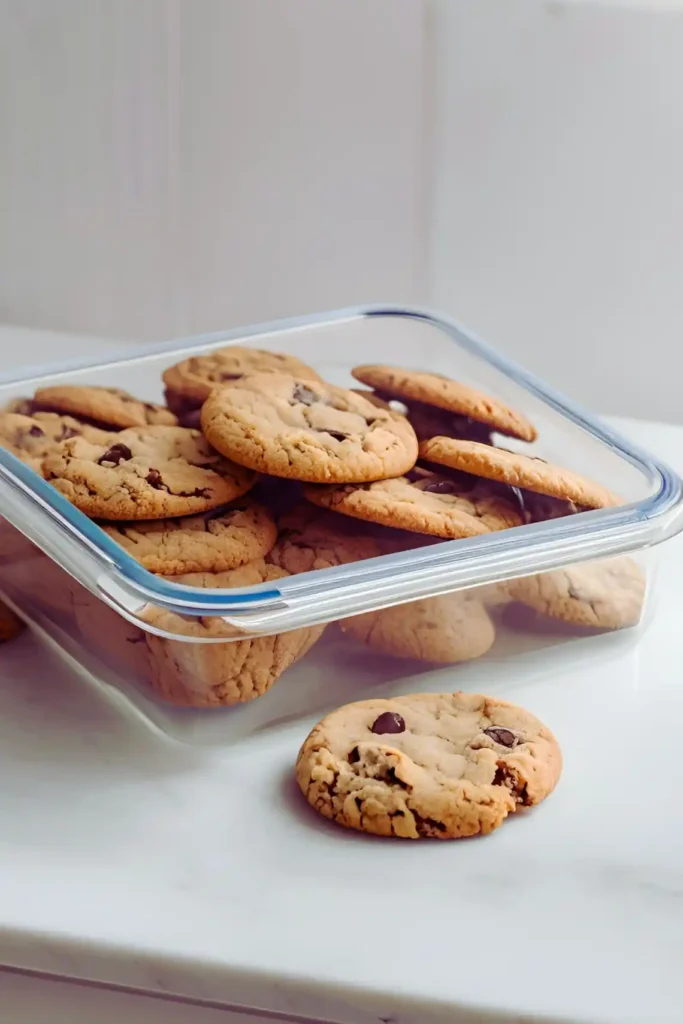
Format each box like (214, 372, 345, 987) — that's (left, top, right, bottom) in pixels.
(1, 327, 682, 1024)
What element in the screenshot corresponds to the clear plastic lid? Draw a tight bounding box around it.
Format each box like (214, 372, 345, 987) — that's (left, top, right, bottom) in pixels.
(0, 304, 680, 637)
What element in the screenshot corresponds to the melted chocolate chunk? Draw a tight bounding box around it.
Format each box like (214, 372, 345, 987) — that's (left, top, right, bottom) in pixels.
(484, 726, 518, 748)
(371, 711, 406, 735)
(326, 430, 349, 442)
(146, 468, 164, 488)
(421, 479, 457, 495)
(28, 425, 45, 438)
(98, 443, 133, 466)
(348, 746, 361, 764)
(292, 383, 319, 406)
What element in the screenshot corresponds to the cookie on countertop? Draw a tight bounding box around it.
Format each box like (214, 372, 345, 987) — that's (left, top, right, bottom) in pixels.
(33, 385, 177, 430)
(201, 373, 418, 483)
(143, 560, 325, 706)
(296, 690, 562, 838)
(162, 346, 323, 414)
(352, 364, 537, 442)
(267, 502, 382, 575)
(304, 470, 523, 539)
(0, 599, 25, 642)
(42, 425, 256, 520)
(101, 496, 276, 574)
(506, 556, 645, 630)
(340, 593, 496, 664)
(419, 437, 620, 510)
(0, 412, 112, 473)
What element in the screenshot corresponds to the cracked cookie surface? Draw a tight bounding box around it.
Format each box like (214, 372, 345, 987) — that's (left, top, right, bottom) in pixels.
(296, 691, 562, 838)
(507, 556, 645, 629)
(102, 496, 276, 574)
(201, 373, 418, 483)
(352, 364, 537, 442)
(0, 412, 111, 473)
(42, 425, 256, 519)
(267, 502, 381, 574)
(163, 345, 322, 413)
(304, 470, 523, 538)
(33, 385, 177, 429)
(419, 438, 620, 510)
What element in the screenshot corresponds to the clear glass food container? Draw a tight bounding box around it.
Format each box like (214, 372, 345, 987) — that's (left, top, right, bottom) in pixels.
(0, 305, 680, 745)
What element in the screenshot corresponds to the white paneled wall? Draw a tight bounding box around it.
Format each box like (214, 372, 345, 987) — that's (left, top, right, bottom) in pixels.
(0, 0, 425, 341)
(428, 0, 683, 421)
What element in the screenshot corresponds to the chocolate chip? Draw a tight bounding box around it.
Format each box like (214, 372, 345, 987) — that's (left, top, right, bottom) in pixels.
(146, 468, 164, 488)
(292, 383, 318, 406)
(98, 443, 133, 466)
(28, 425, 45, 437)
(219, 372, 242, 381)
(348, 746, 360, 764)
(484, 726, 518, 748)
(371, 711, 405, 735)
(59, 426, 79, 440)
(421, 479, 457, 495)
(326, 430, 349, 442)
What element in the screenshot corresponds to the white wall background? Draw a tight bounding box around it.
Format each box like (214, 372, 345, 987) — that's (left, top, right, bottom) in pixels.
(3, 0, 683, 421)
(428, 0, 683, 421)
(0, 0, 425, 341)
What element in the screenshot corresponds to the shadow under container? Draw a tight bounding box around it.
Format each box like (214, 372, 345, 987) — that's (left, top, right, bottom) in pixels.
(0, 305, 679, 746)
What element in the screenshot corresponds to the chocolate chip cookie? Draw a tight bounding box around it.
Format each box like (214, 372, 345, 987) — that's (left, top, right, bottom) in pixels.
(506, 556, 646, 630)
(419, 438, 620, 510)
(266, 503, 382, 574)
(102, 497, 276, 574)
(304, 470, 523, 539)
(296, 690, 562, 838)
(0, 412, 111, 474)
(143, 560, 325, 706)
(162, 346, 322, 415)
(201, 374, 418, 483)
(42, 425, 256, 520)
(351, 365, 537, 442)
(340, 593, 496, 663)
(33, 385, 177, 429)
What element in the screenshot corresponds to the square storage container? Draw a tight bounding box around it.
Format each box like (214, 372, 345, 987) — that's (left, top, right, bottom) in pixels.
(0, 305, 680, 745)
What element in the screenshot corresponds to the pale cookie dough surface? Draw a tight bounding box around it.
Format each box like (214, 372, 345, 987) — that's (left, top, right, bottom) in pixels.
(0, 599, 25, 642)
(0, 412, 111, 473)
(507, 556, 646, 630)
(304, 471, 523, 539)
(339, 593, 495, 664)
(352, 364, 537, 442)
(163, 345, 322, 410)
(42, 426, 256, 520)
(102, 497, 276, 574)
(296, 691, 562, 839)
(143, 561, 325, 706)
(419, 437, 620, 510)
(267, 503, 381, 574)
(33, 385, 177, 429)
(201, 373, 418, 483)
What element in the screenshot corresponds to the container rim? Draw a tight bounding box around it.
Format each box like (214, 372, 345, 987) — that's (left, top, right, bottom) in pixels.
(0, 303, 680, 622)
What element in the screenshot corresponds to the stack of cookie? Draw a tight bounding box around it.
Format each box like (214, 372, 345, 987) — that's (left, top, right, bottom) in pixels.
(0, 346, 644, 705)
